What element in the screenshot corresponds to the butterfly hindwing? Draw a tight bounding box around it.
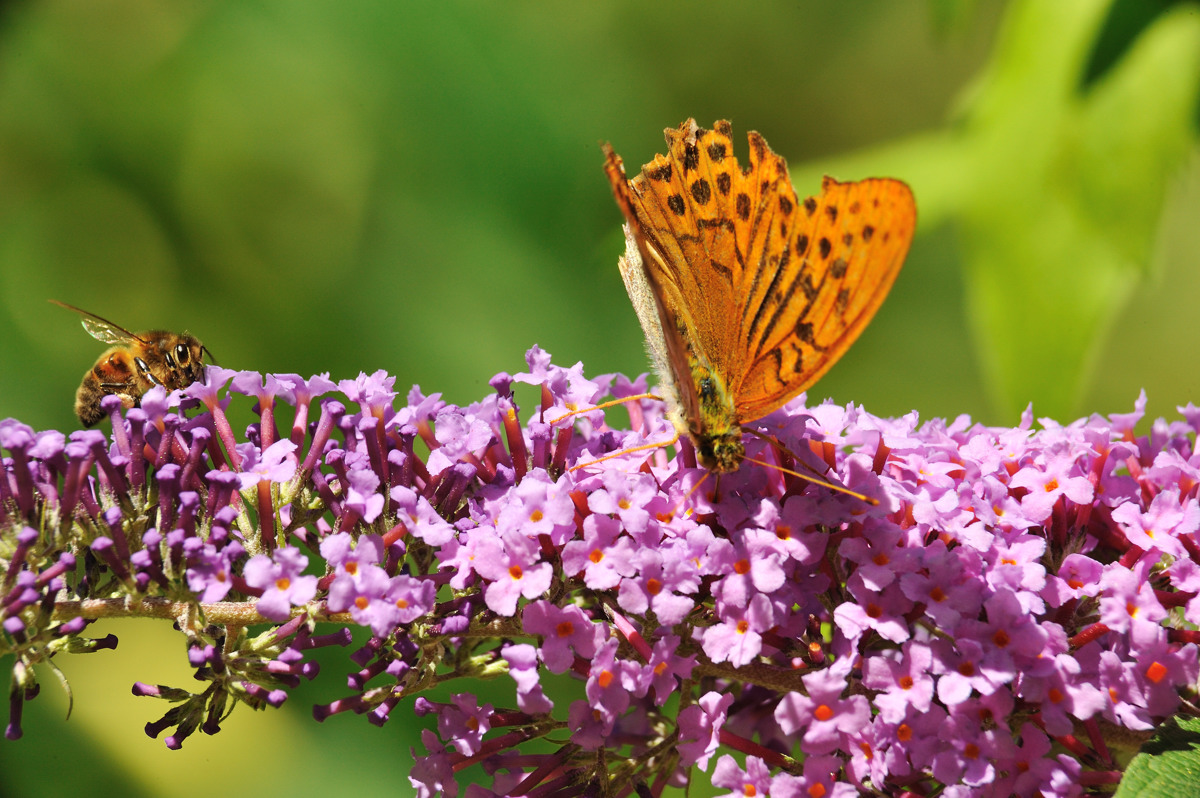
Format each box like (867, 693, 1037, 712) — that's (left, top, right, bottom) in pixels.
(604, 142, 708, 436)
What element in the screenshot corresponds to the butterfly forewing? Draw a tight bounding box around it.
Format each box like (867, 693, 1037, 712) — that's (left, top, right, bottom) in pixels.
(724, 130, 800, 376)
(735, 176, 916, 421)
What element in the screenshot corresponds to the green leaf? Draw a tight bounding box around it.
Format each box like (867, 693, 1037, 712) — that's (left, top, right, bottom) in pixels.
(1080, 0, 1192, 88)
(1116, 716, 1200, 798)
(955, 0, 1200, 418)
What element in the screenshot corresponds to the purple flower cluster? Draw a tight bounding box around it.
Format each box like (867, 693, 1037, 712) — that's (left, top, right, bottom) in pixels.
(2, 348, 1199, 796)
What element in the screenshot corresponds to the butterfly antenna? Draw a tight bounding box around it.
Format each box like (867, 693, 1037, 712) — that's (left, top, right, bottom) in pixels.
(568, 427, 681, 473)
(551, 392, 678, 473)
(743, 429, 878, 506)
(546, 392, 662, 426)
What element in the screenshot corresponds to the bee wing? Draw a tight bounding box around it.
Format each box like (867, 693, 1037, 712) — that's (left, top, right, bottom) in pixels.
(49, 299, 145, 345)
(80, 317, 141, 345)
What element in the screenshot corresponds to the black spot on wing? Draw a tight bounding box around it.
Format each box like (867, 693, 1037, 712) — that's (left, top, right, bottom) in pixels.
(750, 134, 768, 163)
(835, 288, 851, 314)
(795, 320, 814, 344)
(800, 273, 818, 301)
(697, 218, 735, 234)
(736, 193, 751, 221)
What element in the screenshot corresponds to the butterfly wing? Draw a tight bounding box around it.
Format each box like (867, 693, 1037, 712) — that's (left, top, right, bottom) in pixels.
(615, 224, 685, 412)
(733, 174, 916, 421)
(604, 119, 916, 439)
(604, 130, 716, 436)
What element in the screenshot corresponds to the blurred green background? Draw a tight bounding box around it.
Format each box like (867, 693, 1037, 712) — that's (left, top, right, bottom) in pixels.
(1, 0, 1199, 795)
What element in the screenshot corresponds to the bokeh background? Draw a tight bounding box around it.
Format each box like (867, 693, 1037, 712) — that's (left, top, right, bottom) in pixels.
(1, 1, 1198, 795)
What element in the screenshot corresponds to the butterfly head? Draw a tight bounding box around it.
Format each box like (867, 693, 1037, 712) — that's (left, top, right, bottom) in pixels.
(694, 429, 744, 474)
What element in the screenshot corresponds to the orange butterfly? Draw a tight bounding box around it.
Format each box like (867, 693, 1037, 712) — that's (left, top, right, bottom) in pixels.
(602, 119, 916, 474)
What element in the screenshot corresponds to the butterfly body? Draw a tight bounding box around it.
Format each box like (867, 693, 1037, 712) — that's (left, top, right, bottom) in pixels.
(605, 119, 916, 474)
(685, 353, 743, 473)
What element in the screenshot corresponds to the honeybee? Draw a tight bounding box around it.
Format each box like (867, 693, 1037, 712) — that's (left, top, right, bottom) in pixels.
(51, 300, 213, 426)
